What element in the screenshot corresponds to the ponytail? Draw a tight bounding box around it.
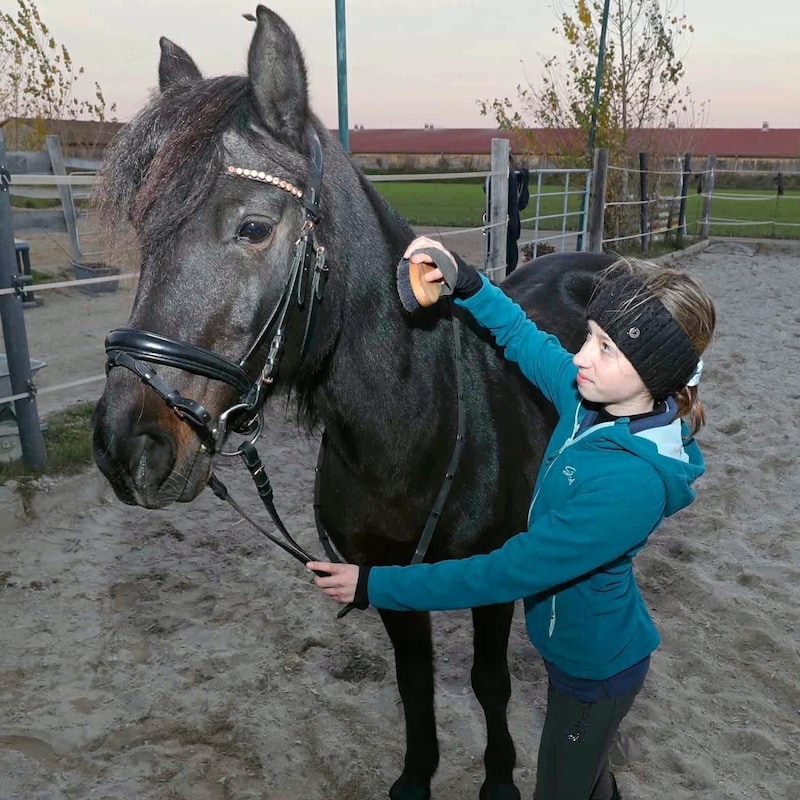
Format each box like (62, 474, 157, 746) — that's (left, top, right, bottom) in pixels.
(674, 385, 706, 438)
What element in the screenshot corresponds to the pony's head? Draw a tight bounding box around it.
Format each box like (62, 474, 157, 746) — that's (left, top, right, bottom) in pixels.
(93, 6, 399, 507)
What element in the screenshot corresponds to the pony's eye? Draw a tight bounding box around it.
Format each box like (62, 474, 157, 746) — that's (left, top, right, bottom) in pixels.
(237, 220, 273, 243)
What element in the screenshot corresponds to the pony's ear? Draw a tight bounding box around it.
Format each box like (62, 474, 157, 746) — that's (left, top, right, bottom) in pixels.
(158, 37, 203, 91)
(246, 5, 309, 146)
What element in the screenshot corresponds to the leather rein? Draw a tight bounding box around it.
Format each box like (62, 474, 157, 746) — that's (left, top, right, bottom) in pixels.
(103, 127, 466, 614)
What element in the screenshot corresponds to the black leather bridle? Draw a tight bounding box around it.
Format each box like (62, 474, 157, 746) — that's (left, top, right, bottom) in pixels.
(102, 128, 363, 612)
(102, 128, 466, 617)
(105, 128, 328, 456)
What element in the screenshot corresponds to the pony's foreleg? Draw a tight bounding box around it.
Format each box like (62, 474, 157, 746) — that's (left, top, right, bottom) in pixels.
(379, 608, 438, 800)
(471, 602, 521, 800)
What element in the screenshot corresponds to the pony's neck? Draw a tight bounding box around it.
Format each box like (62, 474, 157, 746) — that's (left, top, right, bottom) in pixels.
(296, 139, 460, 448)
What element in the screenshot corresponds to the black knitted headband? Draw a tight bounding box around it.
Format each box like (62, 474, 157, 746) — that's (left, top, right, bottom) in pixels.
(586, 273, 699, 401)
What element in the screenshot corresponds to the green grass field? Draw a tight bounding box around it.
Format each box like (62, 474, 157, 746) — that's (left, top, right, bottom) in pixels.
(683, 190, 800, 238)
(373, 181, 800, 240)
(374, 180, 488, 227)
(374, 182, 587, 229)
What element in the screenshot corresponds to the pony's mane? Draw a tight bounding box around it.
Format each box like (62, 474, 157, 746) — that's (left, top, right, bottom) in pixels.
(97, 69, 417, 438)
(291, 183, 403, 432)
(97, 76, 260, 246)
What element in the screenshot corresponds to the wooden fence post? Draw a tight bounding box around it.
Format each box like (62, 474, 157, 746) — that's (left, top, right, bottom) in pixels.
(45, 135, 83, 264)
(588, 148, 608, 253)
(678, 153, 692, 245)
(0, 131, 46, 469)
(639, 152, 649, 255)
(484, 138, 509, 284)
(700, 154, 717, 239)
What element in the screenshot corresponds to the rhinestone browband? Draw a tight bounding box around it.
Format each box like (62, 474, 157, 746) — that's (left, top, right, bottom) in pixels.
(225, 165, 304, 199)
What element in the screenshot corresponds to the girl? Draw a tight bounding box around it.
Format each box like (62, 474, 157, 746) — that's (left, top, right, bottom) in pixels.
(308, 236, 716, 800)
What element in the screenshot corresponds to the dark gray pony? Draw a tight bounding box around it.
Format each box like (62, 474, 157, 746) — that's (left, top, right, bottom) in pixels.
(92, 6, 615, 799)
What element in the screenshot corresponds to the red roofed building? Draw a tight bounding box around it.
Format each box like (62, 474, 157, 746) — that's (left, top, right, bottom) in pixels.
(4, 117, 797, 173)
(347, 125, 800, 173)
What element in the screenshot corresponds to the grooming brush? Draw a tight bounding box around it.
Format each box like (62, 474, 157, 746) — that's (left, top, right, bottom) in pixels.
(396, 246, 459, 312)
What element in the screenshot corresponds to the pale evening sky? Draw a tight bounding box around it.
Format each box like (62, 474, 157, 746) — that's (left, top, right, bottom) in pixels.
(15, 0, 800, 131)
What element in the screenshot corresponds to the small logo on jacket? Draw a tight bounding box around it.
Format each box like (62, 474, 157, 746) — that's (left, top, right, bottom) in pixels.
(562, 465, 577, 485)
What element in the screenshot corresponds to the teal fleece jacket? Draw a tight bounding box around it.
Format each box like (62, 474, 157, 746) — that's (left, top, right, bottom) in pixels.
(368, 275, 705, 680)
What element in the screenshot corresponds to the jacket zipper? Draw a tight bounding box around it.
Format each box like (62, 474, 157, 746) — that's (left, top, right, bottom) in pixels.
(527, 403, 583, 526)
(527, 404, 617, 639)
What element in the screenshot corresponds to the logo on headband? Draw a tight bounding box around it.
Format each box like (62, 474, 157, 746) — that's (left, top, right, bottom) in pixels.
(627, 327, 641, 339)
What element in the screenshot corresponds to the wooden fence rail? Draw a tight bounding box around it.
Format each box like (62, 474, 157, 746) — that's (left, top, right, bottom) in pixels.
(9, 139, 102, 260)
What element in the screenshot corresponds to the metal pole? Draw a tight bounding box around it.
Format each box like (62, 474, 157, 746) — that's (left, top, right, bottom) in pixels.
(579, 170, 592, 251)
(588, 0, 612, 155)
(0, 131, 46, 469)
(639, 152, 649, 255)
(335, 0, 350, 152)
(588, 148, 609, 254)
(699, 154, 716, 239)
(677, 153, 692, 245)
(577, 0, 611, 250)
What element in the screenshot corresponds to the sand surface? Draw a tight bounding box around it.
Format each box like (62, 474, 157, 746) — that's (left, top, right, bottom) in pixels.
(1, 234, 799, 800)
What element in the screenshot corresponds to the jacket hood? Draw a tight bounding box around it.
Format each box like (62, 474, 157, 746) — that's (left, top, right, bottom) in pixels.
(578, 399, 704, 517)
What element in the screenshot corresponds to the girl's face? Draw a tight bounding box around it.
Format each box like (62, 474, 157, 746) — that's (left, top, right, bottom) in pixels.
(573, 320, 654, 416)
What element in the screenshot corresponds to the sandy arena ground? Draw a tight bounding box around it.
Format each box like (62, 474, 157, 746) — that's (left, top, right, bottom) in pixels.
(1, 232, 799, 800)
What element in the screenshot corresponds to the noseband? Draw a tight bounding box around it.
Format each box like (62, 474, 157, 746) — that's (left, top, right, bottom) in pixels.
(105, 129, 328, 455)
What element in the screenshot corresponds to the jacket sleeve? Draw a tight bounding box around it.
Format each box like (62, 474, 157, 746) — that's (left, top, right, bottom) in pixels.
(456, 275, 579, 414)
(367, 465, 667, 612)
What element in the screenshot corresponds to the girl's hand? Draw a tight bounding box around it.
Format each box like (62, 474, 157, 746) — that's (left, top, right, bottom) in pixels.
(403, 235, 456, 284)
(307, 561, 360, 604)
(403, 235, 481, 298)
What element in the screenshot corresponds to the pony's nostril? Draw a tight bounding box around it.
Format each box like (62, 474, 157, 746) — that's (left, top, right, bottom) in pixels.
(127, 425, 176, 486)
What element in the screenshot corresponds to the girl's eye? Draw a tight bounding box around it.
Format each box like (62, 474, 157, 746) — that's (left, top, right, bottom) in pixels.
(601, 342, 614, 354)
(237, 220, 273, 243)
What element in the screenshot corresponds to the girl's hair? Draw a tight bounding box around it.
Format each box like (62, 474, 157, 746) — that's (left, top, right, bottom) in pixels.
(598, 258, 717, 436)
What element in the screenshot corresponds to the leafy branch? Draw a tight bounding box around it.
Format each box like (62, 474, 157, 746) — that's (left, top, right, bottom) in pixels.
(0, 0, 116, 148)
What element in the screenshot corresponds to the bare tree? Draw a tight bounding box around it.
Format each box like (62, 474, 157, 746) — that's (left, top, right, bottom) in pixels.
(480, 0, 708, 248)
(480, 0, 706, 161)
